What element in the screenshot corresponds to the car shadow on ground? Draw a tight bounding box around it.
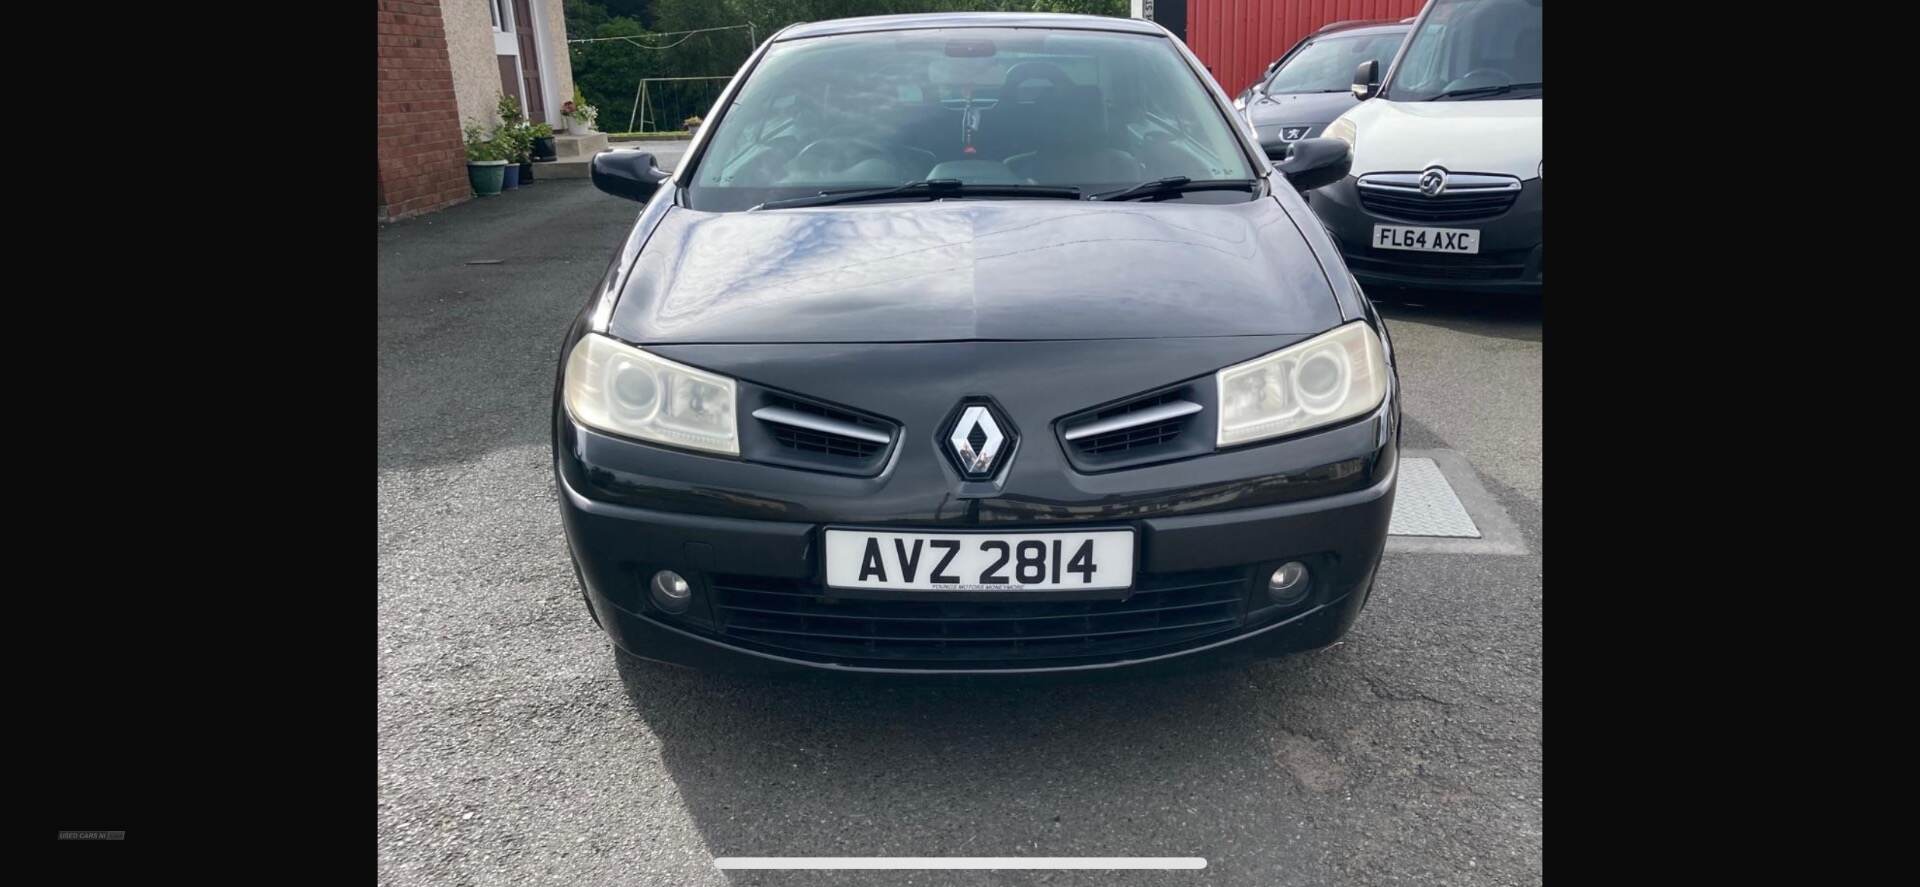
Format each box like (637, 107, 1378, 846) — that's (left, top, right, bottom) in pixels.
(609, 647, 1382, 882)
(1369, 287, 1541, 343)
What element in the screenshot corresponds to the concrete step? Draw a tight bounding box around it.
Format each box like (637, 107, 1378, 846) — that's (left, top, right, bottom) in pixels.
(533, 144, 685, 181)
(553, 132, 607, 158)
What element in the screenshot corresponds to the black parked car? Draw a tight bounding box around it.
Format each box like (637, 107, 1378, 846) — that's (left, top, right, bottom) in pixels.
(1233, 19, 1410, 154)
(556, 12, 1400, 675)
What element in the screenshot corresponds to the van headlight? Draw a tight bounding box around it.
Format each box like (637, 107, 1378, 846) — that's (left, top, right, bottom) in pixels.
(563, 333, 739, 455)
(1216, 322, 1388, 447)
(1324, 116, 1358, 150)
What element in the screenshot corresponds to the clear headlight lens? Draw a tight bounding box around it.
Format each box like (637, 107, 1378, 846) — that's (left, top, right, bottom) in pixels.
(563, 333, 738, 455)
(1216, 321, 1388, 447)
(1324, 115, 1358, 150)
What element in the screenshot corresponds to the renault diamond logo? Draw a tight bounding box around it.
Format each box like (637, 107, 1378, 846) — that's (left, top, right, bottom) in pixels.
(1418, 167, 1448, 197)
(946, 404, 1009, 479)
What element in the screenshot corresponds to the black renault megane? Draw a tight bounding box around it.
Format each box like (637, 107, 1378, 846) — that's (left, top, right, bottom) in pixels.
(554, 12, 1400, 675)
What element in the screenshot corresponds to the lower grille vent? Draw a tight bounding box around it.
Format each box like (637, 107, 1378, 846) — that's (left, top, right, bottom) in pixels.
(708, 569, 1251, 665)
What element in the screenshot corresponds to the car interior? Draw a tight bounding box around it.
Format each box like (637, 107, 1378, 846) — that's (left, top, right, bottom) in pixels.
(693, 31, 1249, 198)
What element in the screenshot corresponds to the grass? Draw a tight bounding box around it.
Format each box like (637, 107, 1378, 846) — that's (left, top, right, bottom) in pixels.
(606, 131, 691, 140)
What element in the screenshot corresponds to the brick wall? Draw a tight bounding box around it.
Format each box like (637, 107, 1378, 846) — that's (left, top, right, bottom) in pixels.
(378, 0, 471, 221)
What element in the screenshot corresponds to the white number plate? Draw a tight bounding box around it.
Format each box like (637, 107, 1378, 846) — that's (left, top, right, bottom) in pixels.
(1373, 224, 1481, 254)
(824, 529, 1135, 592)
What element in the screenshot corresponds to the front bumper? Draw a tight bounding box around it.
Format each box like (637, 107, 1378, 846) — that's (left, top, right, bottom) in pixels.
(1310, 174, 1543, 293)
(557, 400, 1398, 675)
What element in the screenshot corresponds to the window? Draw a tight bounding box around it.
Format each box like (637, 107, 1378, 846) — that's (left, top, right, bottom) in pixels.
(1383, 0, 1542, 101)
(491, 0, 514, 33)
(687, 28, 1253, 212)
(1262, 32, 1408, 95)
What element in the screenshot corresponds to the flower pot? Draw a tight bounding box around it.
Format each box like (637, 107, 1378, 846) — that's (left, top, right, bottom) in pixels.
(501, 162, 521, 190)
(686, 124, 700, 138)
(467, 160, 507, 197)
(532, 136, 556, 161)
(519, 161, 535, 184)
(565, 118, 590, 136)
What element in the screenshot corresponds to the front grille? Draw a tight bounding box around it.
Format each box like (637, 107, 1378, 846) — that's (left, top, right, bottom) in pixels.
(771, 423, 885, 459)
(1059, 386, 1210, 472)
(1346, 246, 1533, 281)
(752, 394, 892, 468)
(1344, 251, 1520, 278)
(1076, 393, 1188, 456)
(707, 569, 1251, 666)
(1358, 188, 1519, 223)
(1356, 172, 1523, 224)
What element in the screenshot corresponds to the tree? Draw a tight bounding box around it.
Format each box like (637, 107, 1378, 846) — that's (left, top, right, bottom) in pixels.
(564, 1, 1131, 132)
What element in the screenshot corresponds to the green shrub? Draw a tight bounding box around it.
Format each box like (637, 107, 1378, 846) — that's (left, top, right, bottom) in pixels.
(464, 123, 508, 162)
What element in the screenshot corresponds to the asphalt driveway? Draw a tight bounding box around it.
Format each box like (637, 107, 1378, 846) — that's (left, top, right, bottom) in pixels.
(377, 180, 1542, 886)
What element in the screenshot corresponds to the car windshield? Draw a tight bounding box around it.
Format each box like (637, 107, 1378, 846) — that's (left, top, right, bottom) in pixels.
(1264, 31, 1407, 95)
(686, 27, 1255, 212)
(1383, 0, 1542, 102)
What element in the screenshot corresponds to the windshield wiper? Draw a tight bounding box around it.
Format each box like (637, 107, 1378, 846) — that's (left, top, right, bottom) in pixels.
(1429, 81, 1543, 101)
(751, 178, 1081, 210)
(1089, 176, 1259, 202)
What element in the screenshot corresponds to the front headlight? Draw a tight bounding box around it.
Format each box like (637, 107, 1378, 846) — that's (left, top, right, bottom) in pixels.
(1216, 322, 1388, 447)
(1324, 116, 1357, 150)
(563, 333, 738, 455)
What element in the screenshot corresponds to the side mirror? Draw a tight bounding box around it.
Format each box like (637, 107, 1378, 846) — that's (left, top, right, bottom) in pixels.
(591, 151, 670, 203)
(1268, 137, 1352, 193)
(1351, 60, 1381, 100)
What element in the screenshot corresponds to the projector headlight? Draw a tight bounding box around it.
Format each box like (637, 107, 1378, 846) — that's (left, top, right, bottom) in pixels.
(563, 333, 739, 455)
(1216, 322, 1388, 447)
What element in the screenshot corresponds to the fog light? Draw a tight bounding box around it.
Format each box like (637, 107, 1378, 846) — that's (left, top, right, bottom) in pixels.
(649, 569, 692, 614)
(1268, 562, 1310, 604)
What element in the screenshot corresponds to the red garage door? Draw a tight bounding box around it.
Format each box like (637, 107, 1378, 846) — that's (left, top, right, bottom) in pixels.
(1186, 0, 1428, 96)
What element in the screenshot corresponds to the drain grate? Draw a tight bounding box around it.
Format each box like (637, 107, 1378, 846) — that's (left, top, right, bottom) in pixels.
(1389, 457, 1481, 537)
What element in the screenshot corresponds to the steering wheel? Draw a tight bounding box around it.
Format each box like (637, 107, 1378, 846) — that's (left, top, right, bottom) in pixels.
(791, 137, 891, 176)
(1441, 69, 1513, 92)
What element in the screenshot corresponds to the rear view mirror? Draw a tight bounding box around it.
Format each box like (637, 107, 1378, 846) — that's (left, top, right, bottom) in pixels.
(591, 151, 670, 203)
(1351, 60, 1381, 100)
(1269, 138, 1352, 192)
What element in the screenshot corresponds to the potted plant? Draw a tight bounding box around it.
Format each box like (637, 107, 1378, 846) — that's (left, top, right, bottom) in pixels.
(562, 86, 597, 135)
(507, 122, 535, 186)
(683, 115, 702, 137)
(529, 121, 556, 162)
(464, 124, 508, 197)
(497, 93, 525, 129)
(500, 148, 521, 190)
(494, 95, 526, 190)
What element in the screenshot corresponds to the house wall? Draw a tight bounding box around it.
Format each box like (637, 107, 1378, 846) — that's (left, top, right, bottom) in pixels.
(539, 0, 574, 113)
(445, 0, 573, 130)
(443, 0, 500, 132)
(377, 0, 471, 221)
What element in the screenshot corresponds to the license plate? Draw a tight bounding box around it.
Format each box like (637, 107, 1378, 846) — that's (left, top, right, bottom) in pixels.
(824, 529, 1135, 592)
(1373, 224, 1480, 254)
